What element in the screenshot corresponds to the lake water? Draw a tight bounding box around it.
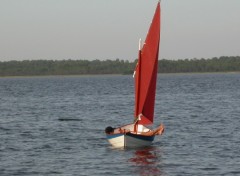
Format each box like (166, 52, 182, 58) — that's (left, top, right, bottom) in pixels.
(0, 73, 240, 176)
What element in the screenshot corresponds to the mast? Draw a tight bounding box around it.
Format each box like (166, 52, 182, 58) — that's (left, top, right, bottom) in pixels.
(135, 39, 142, 121)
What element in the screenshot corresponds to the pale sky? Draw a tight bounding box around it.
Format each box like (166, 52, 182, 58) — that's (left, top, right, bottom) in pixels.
(0, 0, 240, 61)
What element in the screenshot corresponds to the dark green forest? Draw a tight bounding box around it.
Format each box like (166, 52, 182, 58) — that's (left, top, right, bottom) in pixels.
(0, 56, 240, 76)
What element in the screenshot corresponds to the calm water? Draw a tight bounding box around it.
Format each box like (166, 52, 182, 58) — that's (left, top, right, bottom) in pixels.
(0, 73, 240, 176)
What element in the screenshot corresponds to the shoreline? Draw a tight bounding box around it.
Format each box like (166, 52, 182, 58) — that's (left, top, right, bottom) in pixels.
(0, 72, 239, 79)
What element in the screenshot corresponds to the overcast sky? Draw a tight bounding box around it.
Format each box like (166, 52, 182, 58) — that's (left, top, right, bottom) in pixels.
(0, 0, 240, 61)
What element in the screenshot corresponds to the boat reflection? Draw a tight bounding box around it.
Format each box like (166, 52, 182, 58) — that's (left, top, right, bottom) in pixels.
(128, 146, 162, 176)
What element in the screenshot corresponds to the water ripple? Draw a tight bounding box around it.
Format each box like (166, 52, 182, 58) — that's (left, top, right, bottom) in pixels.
(0, 74, 240, 175)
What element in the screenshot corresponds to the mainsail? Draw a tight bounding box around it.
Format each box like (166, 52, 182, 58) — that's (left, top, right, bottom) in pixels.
(134, 2, 161, 125)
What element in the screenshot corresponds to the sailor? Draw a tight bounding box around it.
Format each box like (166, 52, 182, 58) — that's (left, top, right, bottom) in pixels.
(105, 124, 164, 136)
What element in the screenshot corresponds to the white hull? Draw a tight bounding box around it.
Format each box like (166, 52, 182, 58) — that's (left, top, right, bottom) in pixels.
(106, 123, 155, 148)
(107, 134, 125, 148)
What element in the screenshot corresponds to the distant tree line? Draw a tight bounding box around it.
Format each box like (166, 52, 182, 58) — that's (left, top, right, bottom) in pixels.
(0, 56, 240, 76)
(0, 59, 134, 76)
(159, 56, 240, 73)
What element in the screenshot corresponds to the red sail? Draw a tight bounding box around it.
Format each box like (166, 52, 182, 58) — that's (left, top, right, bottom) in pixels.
(134, 2, 160, 125)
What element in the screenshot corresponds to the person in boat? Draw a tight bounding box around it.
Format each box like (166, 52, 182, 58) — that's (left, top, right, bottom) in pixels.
(105, 124, 164, 136)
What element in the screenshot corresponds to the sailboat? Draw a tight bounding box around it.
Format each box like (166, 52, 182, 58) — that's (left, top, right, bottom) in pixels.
(106, 1, 163, 148)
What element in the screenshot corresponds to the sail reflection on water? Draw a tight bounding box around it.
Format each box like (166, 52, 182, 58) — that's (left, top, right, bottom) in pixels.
(128, 146, 163, 176)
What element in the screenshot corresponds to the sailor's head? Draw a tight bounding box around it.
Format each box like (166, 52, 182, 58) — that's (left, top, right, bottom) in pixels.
(105, 126, 114, 134)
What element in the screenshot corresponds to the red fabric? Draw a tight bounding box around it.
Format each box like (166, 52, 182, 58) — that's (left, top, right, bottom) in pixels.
(134, 2, 161, 125)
